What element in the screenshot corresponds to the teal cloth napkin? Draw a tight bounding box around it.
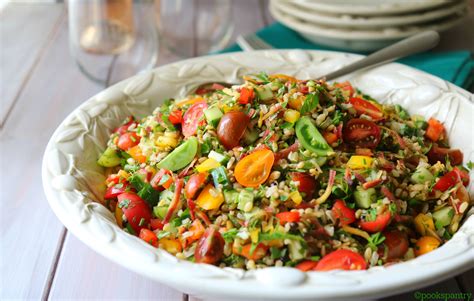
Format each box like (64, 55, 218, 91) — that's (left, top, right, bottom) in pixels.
(219, 23, 474, 90)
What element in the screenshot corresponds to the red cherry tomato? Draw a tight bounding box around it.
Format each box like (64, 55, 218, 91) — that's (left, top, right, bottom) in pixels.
(117, 132, 140, 150)
(453, 167, 469, 186)
(332, 200, 356, 226)
(114, 116, 135, 135)
(349, 97, 383, 121)
(383, 230, 408, 260)
(168, 110, 183, 124)
(150, 169, 173, 191)
(217, 111, 250, 149)
(139, 228, 159, 247)
(195, 227, 225, 265)
(276, 211, 300, 225)
(118, 192, 152, 235)
(290, 172, 317, 199)
(182, 102, 208, 137)
(195, 83, 227, 95)
(315, 249, 367, 271)
(295, 260, 319, 272)
(150, 219, 164, 231)
(239, 87, 255, 104)
(433, 170, 460, 192)
(359, 211, 391, 233)
(427, 144, 463, 166)
(104, 183, 129, 199)
(185, 173, 208, 199)
(343, 118, 381, 149)
(334, 81, 355, 97)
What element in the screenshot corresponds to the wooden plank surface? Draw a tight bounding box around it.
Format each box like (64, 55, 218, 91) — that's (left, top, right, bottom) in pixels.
(0, 3, 64, 126)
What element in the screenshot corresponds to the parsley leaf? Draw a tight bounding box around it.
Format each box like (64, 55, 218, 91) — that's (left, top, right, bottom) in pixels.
(366, 232, 386, 251)
(300, 93, 319, 114)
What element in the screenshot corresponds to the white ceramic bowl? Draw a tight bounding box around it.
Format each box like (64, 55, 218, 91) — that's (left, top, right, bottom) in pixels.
(269, 3, 466, 51)
(274, 0, 468, 29)
(43, 50, 474, 301)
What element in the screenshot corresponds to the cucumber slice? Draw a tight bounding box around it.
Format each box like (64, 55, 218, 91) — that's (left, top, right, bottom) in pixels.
(256, 85, 273, 101)
(157, 137, 198, 171)
(288, 240, 306, 261)
(410, 167, 434, 184)
(223, 190, 239, 204)
(204, 105, 223, 127)
(97, 147, 121, 167)
(354, 187, 376, 209)
(153, 206, 168, 219)
(433, 207, 454, 228)
(208, 150, 228, 164)
(237, 189, 254, 212)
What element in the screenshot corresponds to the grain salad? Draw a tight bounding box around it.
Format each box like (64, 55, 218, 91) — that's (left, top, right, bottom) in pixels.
(97, 73, 472, 271)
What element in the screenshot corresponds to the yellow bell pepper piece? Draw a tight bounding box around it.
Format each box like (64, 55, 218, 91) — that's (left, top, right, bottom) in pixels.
(347, 155, 373, 169)
(250, 229, 260, 244)
(283, 109, 300, 123)
(115, 206, 123, 228)
(175, 96, 204, 107)
(196, 158, 221, 173)
(159, 238, 182, 254)
(414, 213, 435, 236)
(289, 191, 303, 205)
(196, 184, 224, 210)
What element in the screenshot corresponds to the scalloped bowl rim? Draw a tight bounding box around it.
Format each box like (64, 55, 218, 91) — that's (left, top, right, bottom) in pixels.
(42, 49, 474, 300)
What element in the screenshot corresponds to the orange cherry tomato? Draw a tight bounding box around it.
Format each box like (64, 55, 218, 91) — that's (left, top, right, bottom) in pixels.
(234, 149, 275, 187)
(233, 243, 268, 261)
(415, 236, 440, 257)
(295, 260, 319, 272)
(127, 145, 147, 163)
(315, 249, 367, 271)
(139, 229, 159, 247)
(425, 118, 445, 142)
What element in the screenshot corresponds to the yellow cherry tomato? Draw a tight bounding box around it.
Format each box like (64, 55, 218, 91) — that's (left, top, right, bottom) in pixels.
(196, 158, 221, 173)
(415, 236, 440, 256)
(196, 184, 224, 210)
(160, 238, 182, 254)
(115, 206, 123, 228)
(283, 109, 301, 123)
(414, 213, 435, 236)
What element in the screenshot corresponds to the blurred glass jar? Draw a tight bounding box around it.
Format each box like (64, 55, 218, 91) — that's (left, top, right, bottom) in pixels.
(68, 0, 158, 85)
(155, 0, 233, 58)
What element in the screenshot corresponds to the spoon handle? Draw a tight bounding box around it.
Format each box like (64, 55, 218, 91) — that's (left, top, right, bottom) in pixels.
(322, 31, 440, 81)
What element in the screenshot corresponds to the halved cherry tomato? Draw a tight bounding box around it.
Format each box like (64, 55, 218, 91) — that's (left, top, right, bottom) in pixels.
(217, 111, 250, 149)
(334, 81, 355, 97)
(150, 219, 164, 230)
(433, 169, 460, 192)
(425, 118, 445, 141)
(185, 219, 205, 245)
(234, 149, 275, 187)
(382, 230, 408, 260)
(195, 227, 225, 264)
(415, 236, 440, 256)
(332, 200, 356, 226)
(196, 184, 224, 211)
(239, 87, 254, 105)
(276, 211, 300, 225)
(349, 97, 383, 121)
(295, 260, 319, 272)
(139, 228, 159, 247)
(185, 173, 208, 199)
(454, 167, 469, 186)
(127, 145, 147, 163)
(118, 192, 152, 234)
(290, 172, 317, 199)
(359, 211, 391, 233)
(104, 183, 129, 199)
(182, 101, 208, 137)
(114, 116, 135, 135)
(314, 249, 367, 271)
(150, 169, 173, 191)
(195, 83, 227, 95)
(117, 132, 140, 150)
(168, 110, 183, 124)
(233, 243, 268, 261)
(427, 144, 463, 166)
(343, 118, 381, 149)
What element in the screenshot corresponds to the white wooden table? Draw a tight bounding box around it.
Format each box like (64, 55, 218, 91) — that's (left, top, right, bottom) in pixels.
(1, 2, 473, 300)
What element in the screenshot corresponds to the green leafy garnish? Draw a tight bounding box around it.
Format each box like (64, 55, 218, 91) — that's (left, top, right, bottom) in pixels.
(300, 93, 319, 114)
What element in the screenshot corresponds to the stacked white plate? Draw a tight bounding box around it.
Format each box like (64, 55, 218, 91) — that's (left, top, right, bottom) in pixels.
(270, 0, 469, 51)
